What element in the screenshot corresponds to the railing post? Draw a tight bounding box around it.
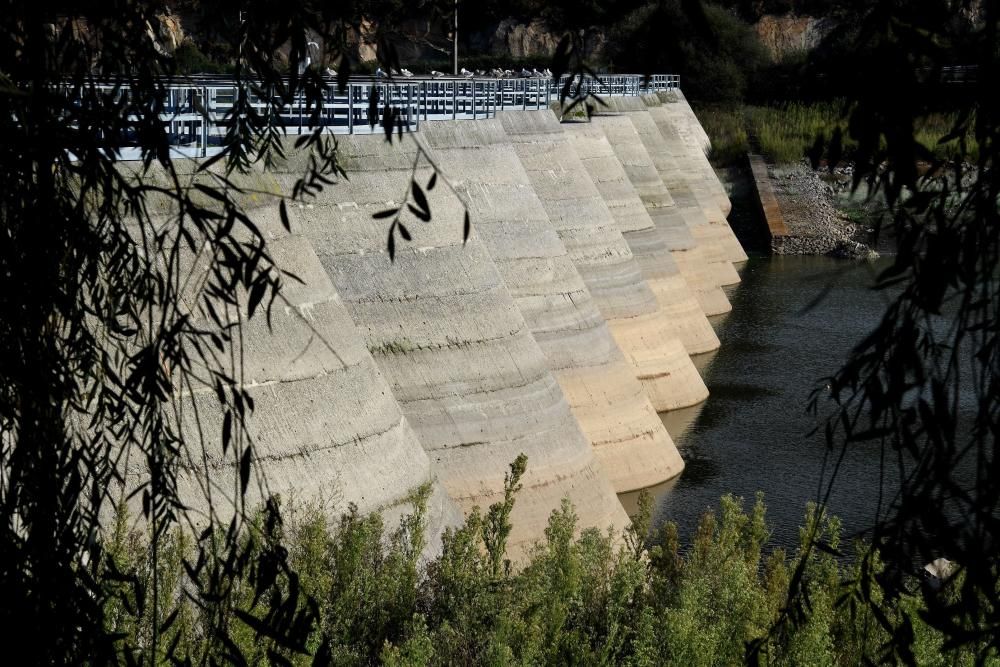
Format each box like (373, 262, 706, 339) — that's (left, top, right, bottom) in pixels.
(201, 86, 209, 157)
(472, 80, 477, 120)
(408, 84, 414, 131)
(452, 82, 457, 120)
(348, 84, 354, 134)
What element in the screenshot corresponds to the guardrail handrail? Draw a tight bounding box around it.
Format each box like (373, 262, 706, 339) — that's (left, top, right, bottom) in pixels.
(69, 73, 679, 160)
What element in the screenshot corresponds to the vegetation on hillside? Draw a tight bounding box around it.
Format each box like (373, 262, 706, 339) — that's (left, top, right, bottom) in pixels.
(698, 102, 981, 166)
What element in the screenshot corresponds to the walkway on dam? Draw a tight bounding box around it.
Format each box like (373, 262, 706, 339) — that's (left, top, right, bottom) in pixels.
(144, 74, 746, 559)
(89, 73, 678, 160)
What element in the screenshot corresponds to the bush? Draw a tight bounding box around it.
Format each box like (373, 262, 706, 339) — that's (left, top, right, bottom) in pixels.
(102, 469, 993, 665)
(172, 39, 232, 75)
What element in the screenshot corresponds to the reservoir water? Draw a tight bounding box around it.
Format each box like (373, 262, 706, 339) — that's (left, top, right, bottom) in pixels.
(630, 254, 898, 552)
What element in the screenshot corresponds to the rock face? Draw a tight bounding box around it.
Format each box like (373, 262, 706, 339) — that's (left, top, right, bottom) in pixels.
(753, 14, 837, 62)
(489, 19, 561, 58)
(153, 14, 185, 53)
(165, 187, 462, 552)
(562, 118, 711, 410)
(589, 111, 732, 318)
(495, 109, 685, 491)
(275, 134, 627, 557)
(487, 19, 607, 61)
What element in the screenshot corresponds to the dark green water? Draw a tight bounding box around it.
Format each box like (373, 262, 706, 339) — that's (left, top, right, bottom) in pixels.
(637, 255, 899, 551)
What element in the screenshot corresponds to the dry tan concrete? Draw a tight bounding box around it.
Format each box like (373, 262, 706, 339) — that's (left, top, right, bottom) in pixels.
(583, 113, 732, 317)
(604, 97, 742, 289)
(648, 95, 746, 265)
(655, 92, 744, 254)
(271, 134, 628, 557)
(560, 119, 714, 405)
(496, 109, 687, 490)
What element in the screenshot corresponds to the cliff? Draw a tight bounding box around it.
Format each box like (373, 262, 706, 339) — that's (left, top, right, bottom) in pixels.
(753, 14, 837, 61)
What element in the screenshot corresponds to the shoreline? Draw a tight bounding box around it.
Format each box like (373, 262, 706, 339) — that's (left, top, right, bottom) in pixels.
(715, 157, 896, 260)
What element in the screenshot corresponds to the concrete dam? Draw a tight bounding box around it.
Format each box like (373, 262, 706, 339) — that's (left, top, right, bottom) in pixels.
(161, 77, 743, 557)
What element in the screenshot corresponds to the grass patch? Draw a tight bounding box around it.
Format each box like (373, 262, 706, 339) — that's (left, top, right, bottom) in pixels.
(698, 107, 749, 164)
(698, 101, 979, 166)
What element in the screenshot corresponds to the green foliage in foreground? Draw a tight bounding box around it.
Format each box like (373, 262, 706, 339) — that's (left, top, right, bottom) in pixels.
(104, 461, 994, 665)
(699, 102, 980, 166)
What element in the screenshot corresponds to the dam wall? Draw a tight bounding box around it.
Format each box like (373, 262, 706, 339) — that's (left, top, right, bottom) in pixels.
(494, 109, 685, 491)
(641, 96, 747, 267)
(601, 97, 741, 291)
(161, 196, 464, 550)
(138, 76, 746, 557)
(274, 134, 629, 556)
(588, 112, 732, 317)
(560, 118, 711, 410)
(656, 90, 736, 223)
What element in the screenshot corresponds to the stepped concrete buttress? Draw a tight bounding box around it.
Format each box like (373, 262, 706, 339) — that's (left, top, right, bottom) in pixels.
(661, 89, 731, 214)
(648, 94, 747, 265)
(603, 97, 741, 289)
(641, 95, 747, 266)
(582, 112, 732, 317)
(166, 204, 462, 550)
(272, 135, 627, 556)
(492, 109, 686, 490)
(656, 90, 739, 230)
(560, 119, 711, 408)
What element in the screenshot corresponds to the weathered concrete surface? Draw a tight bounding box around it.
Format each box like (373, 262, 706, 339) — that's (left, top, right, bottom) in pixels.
(656, 90, 737, 224)
(649, 96, 748, 269)
(496, 109, 686, 490)
(560, 119, 712, 408)
(168, 218, 463, 551)
(666, 89, 713, 163)
(632, 96, 745, 277)
(587, 112, 732, 317)
(603, 97, 741, 290)
(273, 134, 628, 556)
(646, 100, 748, 270)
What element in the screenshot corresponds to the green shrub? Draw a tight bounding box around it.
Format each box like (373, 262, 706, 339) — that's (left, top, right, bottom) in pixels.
(173, 39, 231, 75)
(104, 466, 990, 665)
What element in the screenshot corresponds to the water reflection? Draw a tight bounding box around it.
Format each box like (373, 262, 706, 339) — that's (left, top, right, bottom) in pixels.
(629, 255, 899, 552)
(619, 477, 679, 516)
(659, 401, 705, 442)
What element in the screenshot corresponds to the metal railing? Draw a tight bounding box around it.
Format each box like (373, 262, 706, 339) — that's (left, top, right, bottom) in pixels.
(78, 73, 680, 160)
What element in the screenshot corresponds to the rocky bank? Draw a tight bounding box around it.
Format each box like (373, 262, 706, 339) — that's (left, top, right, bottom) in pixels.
(763, 161, 877, 259)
